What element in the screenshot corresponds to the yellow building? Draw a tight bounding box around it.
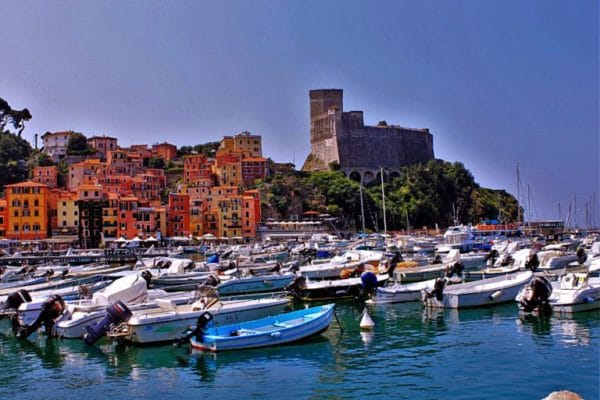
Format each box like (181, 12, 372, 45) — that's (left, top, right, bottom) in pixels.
(102, 192, 119, 241)
(219, 132, 262, 158)
(57, 191, 79, 231)
(6, 181, 49, 240)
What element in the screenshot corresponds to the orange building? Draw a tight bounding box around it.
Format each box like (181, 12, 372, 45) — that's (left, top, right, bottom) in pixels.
(183, 154, 213, 184)
(0, 199, 7, 238)
(152, 142, 177, 161)
(97, 173, 133, 196)
(88, 135, 118, 159)
(106, 149, 143, 176)
(5, 181, 49, 240)
(33, 166, 58, 189)
(215, 153, 242, 187)
(129, 145, 153, 160)
(242, 190, 261, 239)
(131, 170, 166, 202)
(219, 132, 262, 158)
(68, 159, 105, 191)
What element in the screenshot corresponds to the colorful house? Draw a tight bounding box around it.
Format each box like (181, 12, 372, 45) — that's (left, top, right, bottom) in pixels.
(76, 184, 107, 248)
(33, 166, 58, 189)
(167, 193, 190, 237)
(0, 199, 7, 238)
(152, 142, 177, 161)
(5, 181, 50, 240)
(241, 157, 267, 187)
(88, 135, 118, 159)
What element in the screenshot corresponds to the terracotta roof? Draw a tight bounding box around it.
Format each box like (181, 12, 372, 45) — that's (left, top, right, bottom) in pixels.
(5, 181, 48, 188)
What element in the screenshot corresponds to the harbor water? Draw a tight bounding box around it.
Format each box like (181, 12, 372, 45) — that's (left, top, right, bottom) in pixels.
(0, 302, 598, 399)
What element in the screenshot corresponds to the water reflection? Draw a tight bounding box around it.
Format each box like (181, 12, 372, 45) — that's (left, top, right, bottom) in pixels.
(517, 312, 552, 337)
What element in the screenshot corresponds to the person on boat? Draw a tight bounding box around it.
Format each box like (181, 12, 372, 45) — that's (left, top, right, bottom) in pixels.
(430, 254, 442, 265)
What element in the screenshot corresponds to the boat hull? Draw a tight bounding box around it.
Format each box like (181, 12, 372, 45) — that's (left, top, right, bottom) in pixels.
(117, 298, 290, 344)
(422, 271, 533, 309)
(190, 304, 334, 352)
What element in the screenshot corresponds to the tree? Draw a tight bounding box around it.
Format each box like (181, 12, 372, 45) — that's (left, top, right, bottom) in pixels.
(0, 97, 32, 136)
(147, 156, 165, 169)
(377, 120, 388, 127)
(0, 132, 33, 191)
(66, 132, 94, 155)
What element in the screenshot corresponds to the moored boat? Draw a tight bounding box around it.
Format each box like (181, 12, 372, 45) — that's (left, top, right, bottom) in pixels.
(421, 270, 533, 308)
(188, 303, 335, 352)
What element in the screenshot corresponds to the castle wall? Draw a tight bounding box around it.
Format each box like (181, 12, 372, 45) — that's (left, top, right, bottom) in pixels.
(337, 126, 433, 171)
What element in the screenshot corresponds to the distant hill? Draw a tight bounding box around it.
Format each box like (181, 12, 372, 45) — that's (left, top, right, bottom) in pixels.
(255, 159, 519, 231)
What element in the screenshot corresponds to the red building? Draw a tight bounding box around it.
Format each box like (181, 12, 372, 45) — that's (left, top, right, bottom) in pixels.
(167, 193, 190, 237)
(32, 166, 59, 189)
(241, 157, 267, 187)
(152, 142, 177, 161)
(117, 195, 139, 239)
(183, 154, 213, 184)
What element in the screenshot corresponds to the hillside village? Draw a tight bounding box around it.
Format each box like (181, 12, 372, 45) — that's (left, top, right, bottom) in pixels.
(0, 131, 267, 247)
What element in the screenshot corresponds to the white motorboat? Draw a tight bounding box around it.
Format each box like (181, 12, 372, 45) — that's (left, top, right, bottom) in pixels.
(421, 270, 533, 309)
(516, 273, 600, 314)
(367, 276, 463, 304)
(467, 248, 536, 279)
(106, 292, 290, 345)
(394, 250, 466, 283)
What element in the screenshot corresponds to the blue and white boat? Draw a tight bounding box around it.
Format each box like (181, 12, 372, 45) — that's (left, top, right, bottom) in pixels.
(189, 303, 335, 352)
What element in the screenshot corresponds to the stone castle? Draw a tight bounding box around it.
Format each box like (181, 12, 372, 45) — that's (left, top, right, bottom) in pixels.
(302, 89, 434, 182)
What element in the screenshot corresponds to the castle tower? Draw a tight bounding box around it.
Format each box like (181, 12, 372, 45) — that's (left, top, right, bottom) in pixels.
(305, 89, 343, 170)
(310, 89, 343, 122)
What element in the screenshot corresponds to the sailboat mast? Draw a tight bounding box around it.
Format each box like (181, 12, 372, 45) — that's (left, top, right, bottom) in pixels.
(516, 163, 521, 227)
(359, 178, 366, 233)
(380, 167, 387, 235)
(527, 184, 531, 228)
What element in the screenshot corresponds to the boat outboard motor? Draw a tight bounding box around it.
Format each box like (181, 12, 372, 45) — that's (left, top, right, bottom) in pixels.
(83, 301, 133, 346)
(284, 275, 307, 297)
(16, 294, 66, 339)
(206, 274, 220, 287)
(0, 289, 32, 315)
(519, 276, 552, 313)
(525, 253, 540, 271)
(385, 254, 402, 277)
(446, 262, 464, 279)
(141, 270, 153, 288)
(360, 271, 379, 297)
(175, 312, 214, 346)
(425, 278, 446, 302)
(577, 247, 587, 264)
(485, 249, 499, 265)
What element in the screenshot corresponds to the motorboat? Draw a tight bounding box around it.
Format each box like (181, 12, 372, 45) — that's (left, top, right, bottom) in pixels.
(105, 288, 290, 345)
(516, 272, 600, 314)
(285, 271, 387, 302)
(466, 248, 537, 280)
(421, 270, 533, 308)
(188, 303, 335, 352)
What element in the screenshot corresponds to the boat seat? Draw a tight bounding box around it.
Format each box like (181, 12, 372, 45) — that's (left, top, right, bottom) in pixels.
(273, 321, 290, 328)
(155, 298, 177, 310)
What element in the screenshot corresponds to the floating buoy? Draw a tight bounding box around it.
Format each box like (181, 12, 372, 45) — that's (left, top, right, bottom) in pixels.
(359, 308, 375, 330)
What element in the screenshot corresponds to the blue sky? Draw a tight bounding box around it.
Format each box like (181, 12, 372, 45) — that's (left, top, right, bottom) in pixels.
(2, 0, 598, 223)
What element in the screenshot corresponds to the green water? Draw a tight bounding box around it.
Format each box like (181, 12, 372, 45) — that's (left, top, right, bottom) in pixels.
(0, 302, 598, 399)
